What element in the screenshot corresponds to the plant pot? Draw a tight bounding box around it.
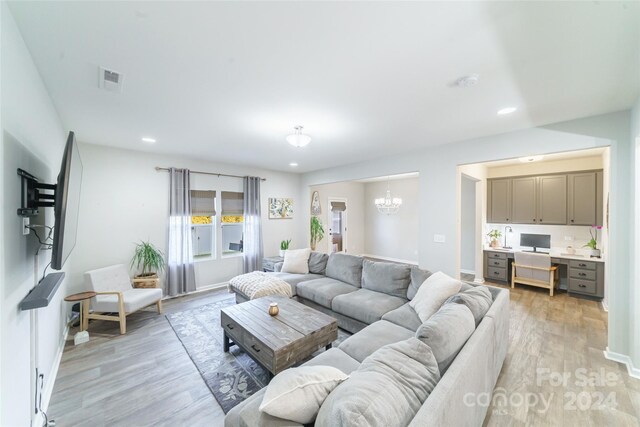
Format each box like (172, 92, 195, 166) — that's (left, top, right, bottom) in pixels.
(132, 273, 160, 289)
(490, 239, 499, 248)
(590, 249, 601, 258)
(279, 250, 286, 258)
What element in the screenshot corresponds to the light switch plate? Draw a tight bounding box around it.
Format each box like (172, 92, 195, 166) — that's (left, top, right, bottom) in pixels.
(564, 236, 574, 241)
(433, 234, 446, 243)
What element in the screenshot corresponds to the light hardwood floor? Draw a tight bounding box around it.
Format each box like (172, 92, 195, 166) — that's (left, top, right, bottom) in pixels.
(48, 284, 640, 426)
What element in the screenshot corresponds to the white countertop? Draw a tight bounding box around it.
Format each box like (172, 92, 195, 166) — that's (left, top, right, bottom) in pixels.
(484, 247, 606, 263)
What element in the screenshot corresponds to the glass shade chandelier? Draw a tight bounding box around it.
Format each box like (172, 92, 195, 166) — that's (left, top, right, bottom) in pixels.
(375, 178, 402, 214)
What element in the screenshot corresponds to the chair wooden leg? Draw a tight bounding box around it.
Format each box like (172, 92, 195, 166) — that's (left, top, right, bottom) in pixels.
(118, 298, 126, 334)
(82, 300, 90, 331)
(549, 271, 554, 297)
(156, 300, 163, 314)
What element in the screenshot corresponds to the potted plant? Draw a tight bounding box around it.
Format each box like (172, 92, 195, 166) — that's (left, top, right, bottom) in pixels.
(131, 241, 165, 288)
(487, 229, 502, 248)
(584, 225, 603, 258)
(279, 239, 291, 257)
(310, 216, 325, 251)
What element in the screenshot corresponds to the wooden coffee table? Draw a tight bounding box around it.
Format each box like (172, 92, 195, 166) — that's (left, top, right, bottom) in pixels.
(221, 296, 338, 378)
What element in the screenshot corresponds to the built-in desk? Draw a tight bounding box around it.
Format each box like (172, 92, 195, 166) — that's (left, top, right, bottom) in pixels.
(483, 249, 605, 299)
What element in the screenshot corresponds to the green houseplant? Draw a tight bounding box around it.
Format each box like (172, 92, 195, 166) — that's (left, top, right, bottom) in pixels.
(310, 216, 325, 251)
(279, 239, 291, 257)
(131, 241, 165, 288)
(487, 229, 502, 248)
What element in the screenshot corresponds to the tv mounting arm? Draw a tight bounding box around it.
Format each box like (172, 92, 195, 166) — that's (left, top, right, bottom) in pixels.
(17, 168, 57, 217)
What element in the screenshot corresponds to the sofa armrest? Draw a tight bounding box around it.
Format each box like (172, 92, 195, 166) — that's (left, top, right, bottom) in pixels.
(274, 262, 284, 272)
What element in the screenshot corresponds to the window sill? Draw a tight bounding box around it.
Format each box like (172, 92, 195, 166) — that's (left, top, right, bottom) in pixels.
(194, 255, 216, 263)
(222, 252, 243, 259)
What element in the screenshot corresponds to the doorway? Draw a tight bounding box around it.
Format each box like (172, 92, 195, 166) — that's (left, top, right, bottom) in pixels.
(328, 198, 348, 253)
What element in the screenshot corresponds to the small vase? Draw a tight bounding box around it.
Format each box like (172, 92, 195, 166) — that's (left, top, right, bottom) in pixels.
(268, 302, 279, 316)
(490, 239, 499, 248)
(279, 250, 285, 258)
(590, 249, 601, 258)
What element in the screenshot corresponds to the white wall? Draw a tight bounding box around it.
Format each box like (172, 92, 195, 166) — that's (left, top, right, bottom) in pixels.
(71, 143, 304, 293)
(631, 97, 640, 373)
(1, 4, 70, 425)
(308, 181, 365, 255)
(363, 177, 419, 263)
(460, 176, 477, 272)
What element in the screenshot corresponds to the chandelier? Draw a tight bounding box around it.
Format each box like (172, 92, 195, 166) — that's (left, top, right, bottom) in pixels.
(375, 179, 402, 214)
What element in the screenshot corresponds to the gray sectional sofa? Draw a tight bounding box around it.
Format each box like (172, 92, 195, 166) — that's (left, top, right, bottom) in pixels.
(227, 252, 509, 427)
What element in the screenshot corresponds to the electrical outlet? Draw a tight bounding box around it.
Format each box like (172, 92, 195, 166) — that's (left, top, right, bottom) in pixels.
(22, 217, 30, 235)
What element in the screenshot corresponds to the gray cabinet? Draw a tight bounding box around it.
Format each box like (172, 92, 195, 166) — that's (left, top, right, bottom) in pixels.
(487, 179, 511, 223)
(568, 172, 597, 226)
(596, 171, 604, 227)
(483, 251, 509, 282)
(538, 175, 567, 224)
(511, 177, 537, 224)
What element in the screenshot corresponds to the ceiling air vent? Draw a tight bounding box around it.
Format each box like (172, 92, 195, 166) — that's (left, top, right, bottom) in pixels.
(99, 66, 124, 92)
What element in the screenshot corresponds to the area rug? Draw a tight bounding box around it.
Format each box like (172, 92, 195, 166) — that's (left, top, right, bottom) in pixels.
(166, 298, 350, 413)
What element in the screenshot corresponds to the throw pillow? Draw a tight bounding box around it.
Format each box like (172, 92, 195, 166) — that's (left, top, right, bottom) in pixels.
(415, 303, 475, 374)
(308, 251, 329, 274)
(409, 271, 462, 323)
(446, 285, 493, 326)
(407, 266, 432, 300)
(361, 259, 411, 298)
(281, 248, 312, 274)
(259, 365, 349, 424)
(316, 338, 440, 427)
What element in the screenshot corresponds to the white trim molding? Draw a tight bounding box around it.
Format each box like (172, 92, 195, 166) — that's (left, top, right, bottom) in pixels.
(360, 254, 418, 266)
(603, 348, 640, 380)
(33, 323, 69, 427)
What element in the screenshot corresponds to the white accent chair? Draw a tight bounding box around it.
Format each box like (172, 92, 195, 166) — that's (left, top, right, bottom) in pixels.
(84, 264, 163, 334)
(512, 252, 559, 296)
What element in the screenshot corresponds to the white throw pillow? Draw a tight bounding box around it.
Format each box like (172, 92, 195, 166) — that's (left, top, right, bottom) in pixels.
(259, 365, 349, 424)
(281, 248, 312, 274)
(409, 271, 462, 323)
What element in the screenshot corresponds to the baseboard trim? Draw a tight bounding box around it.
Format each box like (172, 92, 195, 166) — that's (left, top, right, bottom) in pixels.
(163, 282, 230, 301)
(601, 300, 609, 312)
(360, 254, 418, 266)
(33, 322, 69, 426)
(603, 348, 640, 379)
(460, 269, 476, 275)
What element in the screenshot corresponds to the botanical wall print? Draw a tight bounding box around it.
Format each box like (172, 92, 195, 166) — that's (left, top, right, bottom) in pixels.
(269, 198, 294, 219)
(311, 191, 321, 215)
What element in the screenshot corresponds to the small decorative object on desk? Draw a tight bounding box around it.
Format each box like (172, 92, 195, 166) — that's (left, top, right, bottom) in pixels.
(279, 239, 291, 258)
(487, 229, 502, 249)
(584, 225, 602, 258)
(566, 246, 576, 255)
(269, 302, 279, 316)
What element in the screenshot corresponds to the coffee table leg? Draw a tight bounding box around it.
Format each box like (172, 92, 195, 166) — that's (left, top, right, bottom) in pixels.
(223, 331, 230, 352)
(325, 343, 332, 351)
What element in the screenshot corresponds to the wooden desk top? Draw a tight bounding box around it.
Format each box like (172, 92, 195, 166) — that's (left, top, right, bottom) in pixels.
(64, 291, 97, 302)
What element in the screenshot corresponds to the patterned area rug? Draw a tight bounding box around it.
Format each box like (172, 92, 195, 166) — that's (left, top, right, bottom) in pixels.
(166, 298, 350, 413)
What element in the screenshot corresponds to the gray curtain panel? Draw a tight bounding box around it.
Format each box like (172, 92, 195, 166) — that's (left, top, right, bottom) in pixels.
(243, 176, 264, 273)
(167, 167, 196, 296)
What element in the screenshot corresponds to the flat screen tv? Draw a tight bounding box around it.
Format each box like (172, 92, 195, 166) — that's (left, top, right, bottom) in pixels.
(51, 131, 83, 270)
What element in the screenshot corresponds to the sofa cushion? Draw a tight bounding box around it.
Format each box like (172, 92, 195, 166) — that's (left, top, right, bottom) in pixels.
(281, 248, 312, 274)
(409, 271, 462, 323)
(338, 320, 413, 363)
(92, 288, 162, 313)
(224, 388, 303, 427)
(269, 272, 323, 296)
(415, 302, 475, 374)
(296, 278, 358, 309)
(381, 303, 422, 332)
(331, 288, 406, 325)
(316, 338, 440, 427)
(446, 285, 493, 326)
(308, 251, 329, 274)
(302, 348, 361, 375)
(407, 266, 433, 300)
(259, 366, 349, 424)
(325, 253, 364, 287)
(361, 259, 411, 298)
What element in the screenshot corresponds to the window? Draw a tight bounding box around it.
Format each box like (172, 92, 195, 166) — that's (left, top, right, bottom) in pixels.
(221, 191, 243, 255)
(191, 190, 216, 259)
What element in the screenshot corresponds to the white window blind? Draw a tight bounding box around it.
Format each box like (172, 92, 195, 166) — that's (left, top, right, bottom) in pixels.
(191, 190, 216, 216)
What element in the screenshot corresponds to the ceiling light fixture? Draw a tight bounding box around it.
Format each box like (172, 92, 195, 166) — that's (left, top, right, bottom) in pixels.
(141, 137, 156, 144)
(286, 126, 311, 147)
(519, 155, 544, 163)
(455, 74, 480, 88)
(289, 162, 298, 167)
(497, 107, 517, 115)
(375, 177, 402, 215)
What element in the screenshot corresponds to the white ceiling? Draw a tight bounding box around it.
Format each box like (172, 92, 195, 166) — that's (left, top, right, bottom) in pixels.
(8, 1, 640, 173)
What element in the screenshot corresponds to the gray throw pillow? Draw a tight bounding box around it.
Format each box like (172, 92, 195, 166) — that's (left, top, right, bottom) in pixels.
(325, 253, 364, 287)
(446, 285, 493, 326)
(308, 251, 329, 274)
(407, 266, 432, 300)
(361, 260, 411, 299)
(316, 338, 440, 427)
(415, 303, 475, 374)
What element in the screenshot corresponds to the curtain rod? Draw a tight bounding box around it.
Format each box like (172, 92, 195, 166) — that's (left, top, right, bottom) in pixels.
(155, 167, 266, 181)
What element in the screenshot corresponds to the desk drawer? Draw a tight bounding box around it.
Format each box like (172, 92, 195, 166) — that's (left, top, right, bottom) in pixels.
(569, 260, 596, 270)
(488, 258, 507, 268)
(244, 334, 274, 371)
(487, 266, 507, 281)
(569, 278, 597, 295)
(221, 315, 244, 343)
(487, 252, 507, 260)
(569, 268, 596, 281)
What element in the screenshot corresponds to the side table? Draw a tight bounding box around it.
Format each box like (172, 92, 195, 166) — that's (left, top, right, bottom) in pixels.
(65, 291, 97, 345)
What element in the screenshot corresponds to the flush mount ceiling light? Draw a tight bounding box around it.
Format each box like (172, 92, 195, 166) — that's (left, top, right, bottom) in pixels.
(375, 177, 402, 215)
(519, 155, 544, 163)
(455, 74, 480, 88)
(286, 126, 311, 147)
(289, 162, 298, 167)
(497, 107, 517, 115)
(141, 137, 156, 144)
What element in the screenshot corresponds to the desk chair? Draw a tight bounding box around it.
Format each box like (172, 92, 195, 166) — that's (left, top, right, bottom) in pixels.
(84, 264, 163, 334)
(511, 252, 559, 296)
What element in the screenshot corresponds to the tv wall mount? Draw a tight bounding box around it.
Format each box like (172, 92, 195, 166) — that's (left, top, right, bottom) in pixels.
(17, 168, 57, 217)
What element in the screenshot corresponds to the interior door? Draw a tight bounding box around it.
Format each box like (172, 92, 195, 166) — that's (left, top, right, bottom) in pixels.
(328, 199, 347, 253)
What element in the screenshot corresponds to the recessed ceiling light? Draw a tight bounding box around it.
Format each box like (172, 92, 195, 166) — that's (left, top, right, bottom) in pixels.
(141, 137, 156, 144)
(519, 155, 544, 163)
(497, 107, 517, 115)
(289, 162, 298, 167)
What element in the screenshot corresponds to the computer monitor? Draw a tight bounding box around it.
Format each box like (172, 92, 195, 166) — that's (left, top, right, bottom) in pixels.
(520, 233, 551, 252)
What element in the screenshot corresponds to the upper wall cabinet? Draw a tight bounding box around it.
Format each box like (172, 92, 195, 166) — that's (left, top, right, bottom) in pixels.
(487, 170, 602, 226)
(488, 178, 511, 223)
